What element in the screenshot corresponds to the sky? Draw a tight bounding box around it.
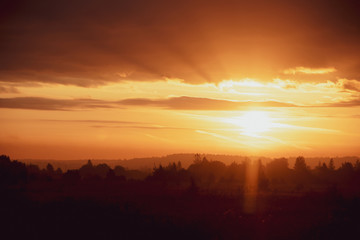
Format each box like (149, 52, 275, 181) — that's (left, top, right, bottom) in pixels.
(1, 0, 360, 159)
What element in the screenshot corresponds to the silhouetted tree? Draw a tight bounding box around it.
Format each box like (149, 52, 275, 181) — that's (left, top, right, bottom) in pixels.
(149, 162, 189, 185)
(46, 163, 54, 173)
(78, 160, 111, 179)
(339, 162, 354, 172)
(265, 158, 290, 184)
(63, 170, 81, 183)
(194, 154, 202, 164)
(188, 158, 226, 185)
(338, 162, 355, 183)
(355, 160, 360, 171)
(0, 155, 27, 185)
(55, 167, 63, 175)
(322, 162, 328, 170)
(0, 155, 10, 164)
(87, 159, 93, 167)
(114, 165, 126, 176)
(329, 158, 335, 171)
(293, 156, 311, 188)
(187, 177, 198, 195)
(26, 164, 41, 181)
(314, 162, 330, 184)
(258, 160, 269, 191)
(94, 163, 111, 178)
(225, 161, 246, 184)
(106, 169, 116, 179)
(294, 156, 308, 172)
(0, 155, 11, 185)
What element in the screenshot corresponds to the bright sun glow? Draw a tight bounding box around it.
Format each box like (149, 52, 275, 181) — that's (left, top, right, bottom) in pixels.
(240, 111, 272, 136)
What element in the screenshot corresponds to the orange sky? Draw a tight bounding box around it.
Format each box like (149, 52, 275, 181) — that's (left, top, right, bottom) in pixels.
(1, 0, 360, 159)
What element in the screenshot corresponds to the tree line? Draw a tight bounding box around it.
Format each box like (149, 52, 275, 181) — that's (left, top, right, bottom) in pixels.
(2, 154, 360, 239)
(2, 154, 360, 193)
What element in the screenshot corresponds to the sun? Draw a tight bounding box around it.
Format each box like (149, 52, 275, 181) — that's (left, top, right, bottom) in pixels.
(240, 111, 272, 136)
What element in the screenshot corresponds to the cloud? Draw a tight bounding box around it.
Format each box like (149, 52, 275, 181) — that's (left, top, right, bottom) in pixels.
(39, 119, 144, 124)
(0, 85, 20, 93)
(118, 96, 298, 110)
(1, 0, 359, 86)
(37, 118, 192, 130)
(340, 79, 360, 92)
(92, 125, 191, 130)
(324, 98, 360, 107)
(0, 96, 299, 111)
(283, 67, 336, 75)
(0, 97, 115, 110)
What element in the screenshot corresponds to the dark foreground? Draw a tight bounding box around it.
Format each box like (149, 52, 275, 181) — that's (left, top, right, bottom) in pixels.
(1, 155, 360, 239)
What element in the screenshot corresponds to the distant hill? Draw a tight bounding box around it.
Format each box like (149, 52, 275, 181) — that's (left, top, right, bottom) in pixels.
(18, 154, 359, 171)
(19, 154, 254, 171)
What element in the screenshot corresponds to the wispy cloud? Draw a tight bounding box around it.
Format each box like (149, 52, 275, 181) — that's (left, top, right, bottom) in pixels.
(340, 79, 360, 92)
(0, 97, 116, 110)
(144, 134, 173, 143)
(39, 119, 143, 124)
(92, 125, 191, 130)
(270, 123, 342, 134)
(39, 118, 195, 131)
(283, 67, 336, 75)
(241, 132, 311, 150)
(195, 130, 260, 148)
(0, 85, 20, 94)
(324, 98, 360, 107)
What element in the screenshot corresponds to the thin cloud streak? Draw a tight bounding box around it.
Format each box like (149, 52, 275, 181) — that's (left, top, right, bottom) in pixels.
(0, 97, 115, 110)
(241, 132, 311, 150)
(91, 125, 192, 131)
(283, 67, 336, 75)
(195, 130, 263, 149)
(206, 115, 342, 135)
(270, 123, 342, 134)
(0, 85, 20, 93)
(144, 134, 173, 143)
(38, 119, 145, 124)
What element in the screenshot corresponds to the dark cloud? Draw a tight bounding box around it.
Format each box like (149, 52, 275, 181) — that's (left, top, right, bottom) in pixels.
(0, 96, 298, 111)
(0, 85, 20, 93)
(3, 95, 360, 111)
(325, 98, 360, 107)
(0, 97, 115, 110)
(342, 81, 360, 92)
(1, 0, 359, 86)
(118, 96, 298, 110)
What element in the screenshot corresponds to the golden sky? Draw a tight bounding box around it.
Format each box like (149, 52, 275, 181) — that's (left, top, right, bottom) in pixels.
(1, 0, 360, 159)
